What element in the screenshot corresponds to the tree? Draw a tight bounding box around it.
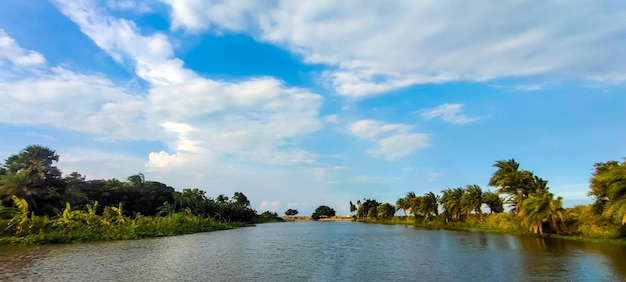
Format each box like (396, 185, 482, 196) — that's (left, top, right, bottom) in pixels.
(285, 208, 299, 216)
(395, 197, 408, 216)
(589, 161, 621, 215)
(4, 145, 62, 179)
(489, 159, 533, 214)
(463, 184, 483, 217)
(521, 191, 565, 235)
(420, 192, 439, 221)
(377, 203, 395, 219)
(2, 145, 65, 215)
(356, 199, 380, 219)
(175, 188, 212, 216)
(405, 191, 421, 216)
(62, 172, 89, 208)
(0, 172, 35, 206)
(483, 191, 504, 214)
(441, 188, 465, 222)
(126, 173, 145, 189)
(216, 194, 229, 203)
(349, 201, 357, 216)
(259, 211, 282, 222)
(591, 160, 626, 224)
(232, 192, 250, 207)
(312, 205, 336, 220)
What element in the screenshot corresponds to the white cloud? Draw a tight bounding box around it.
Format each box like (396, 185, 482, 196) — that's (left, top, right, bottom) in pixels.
(491, 84, 546, 91)
(106, 0, 152, 13)
(163, 1, 626, 97)
(350, 120, 412, 140)
(259, 200, 281, 212)
(420, 104, 478, 124)
(349, 119, 429, 160)
(0, 29, 46, 67)
(324, 114, 339, 124)
(1, 4, 324, 175)
(48, 0, 323, 168)
(0, 67, 150, 139)
(52, 0, 196, 85)
(375, 133, 429, 160)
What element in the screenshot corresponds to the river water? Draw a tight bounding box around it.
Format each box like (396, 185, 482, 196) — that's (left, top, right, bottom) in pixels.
(0, 221, 624, 281)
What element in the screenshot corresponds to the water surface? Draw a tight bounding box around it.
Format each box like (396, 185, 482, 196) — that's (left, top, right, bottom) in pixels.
(0, 221, 624, 281)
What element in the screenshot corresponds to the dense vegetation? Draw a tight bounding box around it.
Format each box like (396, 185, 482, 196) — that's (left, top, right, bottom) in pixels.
(0, 145, 272, 245)
(351, 158, 626, 240)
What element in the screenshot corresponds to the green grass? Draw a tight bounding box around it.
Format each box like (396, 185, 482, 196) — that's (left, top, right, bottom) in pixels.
(359, 215, 626, 244)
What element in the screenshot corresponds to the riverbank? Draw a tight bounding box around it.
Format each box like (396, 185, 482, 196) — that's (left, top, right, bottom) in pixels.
(281, 216, 354, 221)
(359, 216, 626, 245)
(0, 212, 248, 245)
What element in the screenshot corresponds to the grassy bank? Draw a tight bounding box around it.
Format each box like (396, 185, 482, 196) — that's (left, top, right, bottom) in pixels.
(358, 214, 626, 245)
(0, 204, 248, 245)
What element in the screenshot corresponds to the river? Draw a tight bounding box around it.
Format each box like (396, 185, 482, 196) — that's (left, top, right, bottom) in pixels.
(0, 221, 624, 281)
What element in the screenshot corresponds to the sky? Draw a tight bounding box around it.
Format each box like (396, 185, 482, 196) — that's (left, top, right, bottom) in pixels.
(1, 1, 625, 215)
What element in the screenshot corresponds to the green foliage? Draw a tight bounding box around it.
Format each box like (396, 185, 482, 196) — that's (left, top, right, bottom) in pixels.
(352, 157, 626, 239)
(356, 199, 380, 219)
(419, 192, 439, 220)
(489, 159, 535, 214)
(0, 196, 243, 245)
(441, 187, 465, 222)
(232, 192, 250, 207)
(521, 191, 565, 235)
(1, 145, 65, 215)
(591, 160, 626, 224)
(257, 211, 284, 223)
(312, 205, 336, 220)
(285, 208, 298, 216)
(376, 203, 395, 219)
(0, 145, 267, 245)
(483, 191, 504, 214)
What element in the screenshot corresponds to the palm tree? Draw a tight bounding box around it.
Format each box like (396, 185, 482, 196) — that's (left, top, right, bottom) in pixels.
(405, 191, 418, 215)
(489, 159, 537, 214)
(4, 145, 62, 180)
(527, 176, 549, 195)
(0, 172, 37, 208)
(589, 161, 620, 214)
(521, 191, 565, 236)
(594, 161, 626, 224)
(420, 192, 439, 221)
(395, 197, 408, 216)
(3, 145, 64, 215)
(463, 185, 483, 217)
(441, 187, 465, 222)
(489, 159, 520, 189)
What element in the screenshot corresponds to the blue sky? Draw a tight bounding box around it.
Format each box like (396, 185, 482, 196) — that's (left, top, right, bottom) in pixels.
(1, 0, 625, 215)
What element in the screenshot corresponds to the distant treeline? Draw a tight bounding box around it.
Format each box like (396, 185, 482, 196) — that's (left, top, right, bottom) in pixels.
(0, 145, 282, 244)
(349, 158, 626, 239)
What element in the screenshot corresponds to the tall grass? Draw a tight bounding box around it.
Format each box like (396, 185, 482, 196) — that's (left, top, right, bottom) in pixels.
(0, 198, 246, 245)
